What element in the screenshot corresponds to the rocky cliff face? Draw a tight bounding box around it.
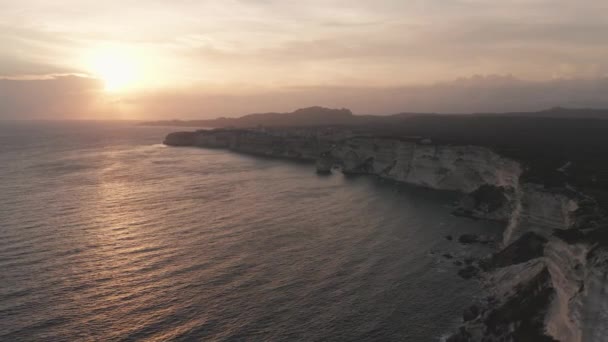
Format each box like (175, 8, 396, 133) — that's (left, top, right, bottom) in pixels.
(542, 226, 608, 342)
(330, 137, 521, 190)
(324, 137, 522, 221)
(164, 129, 607, 342)
(316, 136, 607, 342)
(503, 184, 580, 245)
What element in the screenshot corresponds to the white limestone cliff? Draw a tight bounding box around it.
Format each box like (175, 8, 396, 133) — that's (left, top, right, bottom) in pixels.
(543, 235, 608, 342)
(330, 137, 521, 193)
(504, 184, 579, 245)
(324, 136, 606, 342)
(545, 238, 588, 342)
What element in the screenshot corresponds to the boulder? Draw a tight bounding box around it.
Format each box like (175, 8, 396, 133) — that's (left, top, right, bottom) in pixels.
(463, 305, 480, 322)
(459, 234, 479, 244)
(458, 266, 479, 279)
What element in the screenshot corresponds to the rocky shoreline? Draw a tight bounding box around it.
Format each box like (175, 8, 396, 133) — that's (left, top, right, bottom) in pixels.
(164, 128, 607, 342)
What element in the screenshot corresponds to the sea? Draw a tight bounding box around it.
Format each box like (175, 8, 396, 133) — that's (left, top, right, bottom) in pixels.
(0, 121, 502, 341)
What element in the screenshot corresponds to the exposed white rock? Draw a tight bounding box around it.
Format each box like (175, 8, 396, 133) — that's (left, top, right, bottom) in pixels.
(581, 247, 608, 342)
(503, 184, 579, 245)
(330, 137, 522, 193)
(328, 137, 606, 342)
(545, 238, 589, 342)
(544, 239, 608, 342)
(485, 258, 546, 302)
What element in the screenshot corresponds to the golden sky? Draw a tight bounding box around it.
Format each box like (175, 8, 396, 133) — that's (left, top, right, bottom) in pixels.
(2, 0, 608, 119)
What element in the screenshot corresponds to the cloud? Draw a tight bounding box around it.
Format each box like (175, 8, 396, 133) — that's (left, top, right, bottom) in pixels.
(0, 75, 120, 119)
(2, 0, 608, 119)
(3, 74, 608, 120)
(0, 24, 84, 77)
(121, 75, 608, 119)
(3, 0, 608, 84)
(0, 57, 77, 77)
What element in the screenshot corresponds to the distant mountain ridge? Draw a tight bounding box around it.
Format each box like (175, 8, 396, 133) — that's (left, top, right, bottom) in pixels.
(142, 106, 608, 128)
(214, 106, 356, 127)
(489, 106, 608, 119)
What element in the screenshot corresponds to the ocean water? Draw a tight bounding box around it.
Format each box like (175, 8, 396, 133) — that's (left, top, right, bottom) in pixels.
(0, 121, 502, 341)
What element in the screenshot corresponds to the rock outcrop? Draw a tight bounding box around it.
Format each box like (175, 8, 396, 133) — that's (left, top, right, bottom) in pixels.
(163, 131, 197, 146)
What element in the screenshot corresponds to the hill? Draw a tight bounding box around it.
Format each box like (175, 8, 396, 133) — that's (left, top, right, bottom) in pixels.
(142, 106, 608, 128)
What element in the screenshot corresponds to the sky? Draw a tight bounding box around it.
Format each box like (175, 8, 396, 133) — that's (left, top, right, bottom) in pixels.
(1, 0, 608, 119)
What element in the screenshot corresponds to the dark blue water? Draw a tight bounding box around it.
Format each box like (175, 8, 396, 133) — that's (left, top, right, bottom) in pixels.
(0, 121, 501, 341)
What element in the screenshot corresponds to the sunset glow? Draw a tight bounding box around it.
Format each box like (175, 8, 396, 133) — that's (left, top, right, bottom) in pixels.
(1, 2, 608, 341)
(1, 1, 608, 119)
(89, 48, 139, 92)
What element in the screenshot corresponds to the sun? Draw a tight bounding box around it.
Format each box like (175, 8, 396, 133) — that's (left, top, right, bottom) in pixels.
(90, 48, 139, 92)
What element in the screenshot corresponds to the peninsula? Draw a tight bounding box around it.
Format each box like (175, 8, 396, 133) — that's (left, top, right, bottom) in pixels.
(163, 107, 608, 342)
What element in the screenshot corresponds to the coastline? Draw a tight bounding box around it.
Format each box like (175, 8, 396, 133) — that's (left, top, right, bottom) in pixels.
(164, 128, 607, 342)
